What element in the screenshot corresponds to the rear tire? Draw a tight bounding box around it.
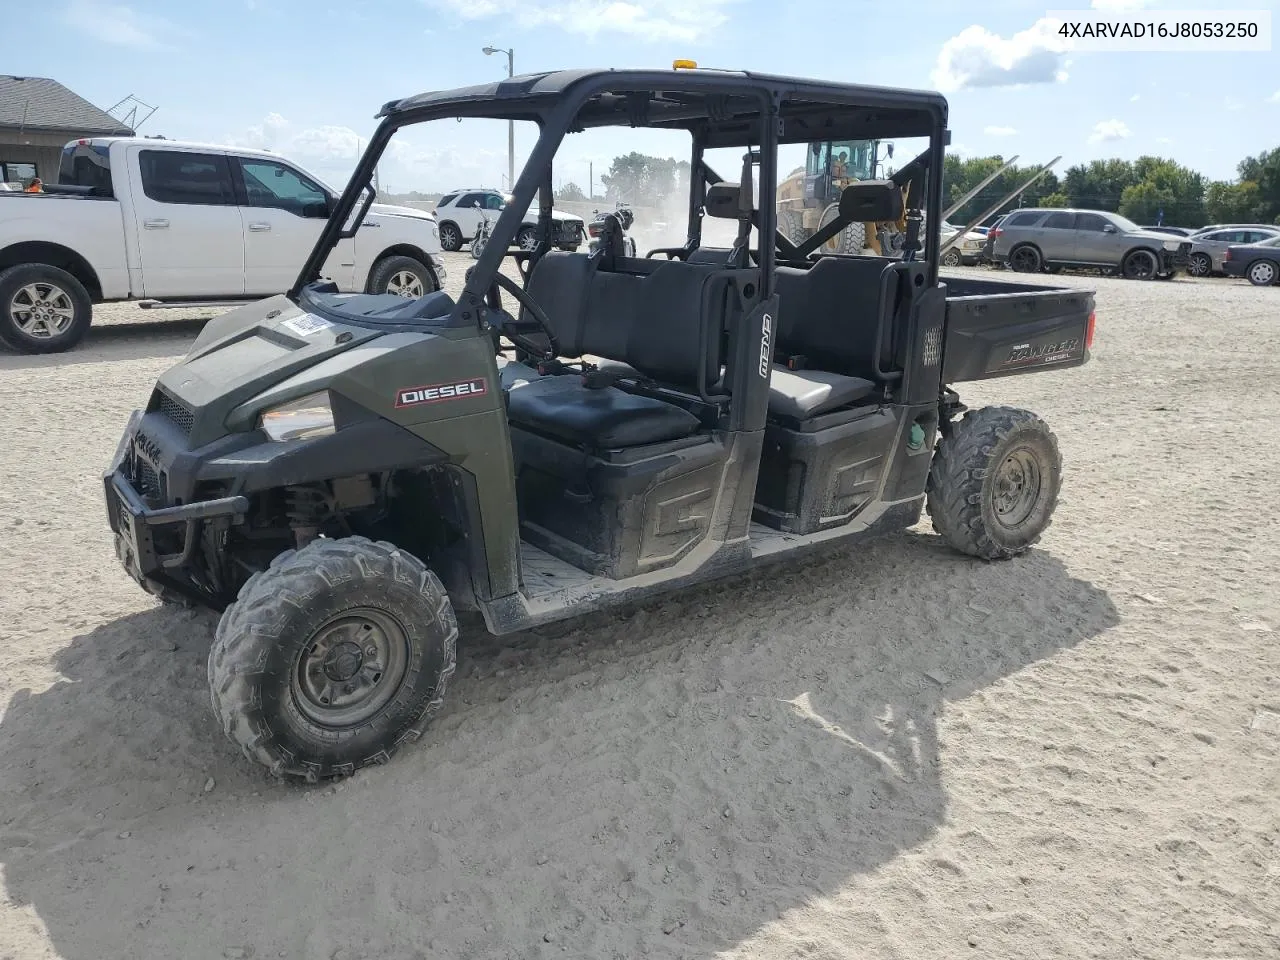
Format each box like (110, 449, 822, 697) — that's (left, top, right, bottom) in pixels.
(0, 263, 93, 354)
(367, 255, 437, 299)
(817, 204, 865, 256)
(208, 536, 458, 782)
(941, 248, 962, 267)
(777, 206, 809, 250)
(926, 406, 1063, 560)
(438, 221, 463, 252)
(1008, 245, 1042, 273)
(1247, 259, 1278, 286)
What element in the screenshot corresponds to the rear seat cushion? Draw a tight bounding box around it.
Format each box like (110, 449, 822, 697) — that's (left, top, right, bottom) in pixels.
(767, 366, 875, 419)
(506, 375, 701, 448)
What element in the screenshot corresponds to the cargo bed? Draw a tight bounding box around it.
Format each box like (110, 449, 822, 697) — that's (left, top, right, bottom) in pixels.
(940, 275, 1095, 384)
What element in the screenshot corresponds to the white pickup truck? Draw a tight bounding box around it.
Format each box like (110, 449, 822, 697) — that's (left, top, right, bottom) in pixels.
(0, 137, 447, 353)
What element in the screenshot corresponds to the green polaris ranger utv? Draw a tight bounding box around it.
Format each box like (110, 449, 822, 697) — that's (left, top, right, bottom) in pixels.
(104, 66, 1096, 782)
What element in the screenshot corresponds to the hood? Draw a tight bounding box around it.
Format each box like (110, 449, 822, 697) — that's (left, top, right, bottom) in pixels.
(1128, 228, 1181, 244)
(369, 202, 435, 220)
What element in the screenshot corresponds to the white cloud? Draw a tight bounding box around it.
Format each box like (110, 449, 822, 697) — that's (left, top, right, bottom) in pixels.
(59, 0, 183, 48)
(1091, 0, 1155, 9)
(947, 143, 972, 156)
(1270, 90, 1280, 103)
(421, 0, 742, 41)
(931, 19, 1069, 93)
(984, 125, 1017, 136)
(1088, 119, 1131, 144)
(1130, 93, 1140, 102)
(1156, 137, 1173, 145)
(1224, 97, 1245, 112)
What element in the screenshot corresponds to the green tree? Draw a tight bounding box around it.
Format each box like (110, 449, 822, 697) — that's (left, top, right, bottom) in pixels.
(1118, 181, 1175, 224)
(1205, 180, 1261, 222)
(555, 181, 586, 202)
(1236, 147, 1280, 222)
(1062, 158, 1138, 211)
(600, 152, 687, 205)
(1040, 192, 1069, 207)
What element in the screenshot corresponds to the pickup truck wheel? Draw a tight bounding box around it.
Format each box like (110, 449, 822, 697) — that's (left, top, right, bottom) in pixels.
(941, 248, 962, 267)
(515, 226, 539, 251)
(1121, 249, 1159, 280)
(0, 264, 92, 354)
(1008, 245, 1041, 273)
(438, 221, 463, 252)
(369, 255, 437, 299)
(1247, 259, 1278, 286)
(209, 536, 458, 782)
(926, 406, 1062, 561)
(1187, 252, 1212, 277)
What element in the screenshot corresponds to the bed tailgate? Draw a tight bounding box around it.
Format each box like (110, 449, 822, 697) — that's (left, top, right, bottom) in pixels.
(940, 277, 1095, 384)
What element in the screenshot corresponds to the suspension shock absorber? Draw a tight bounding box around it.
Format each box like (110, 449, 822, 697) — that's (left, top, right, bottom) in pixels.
(284, 485, 329, 549)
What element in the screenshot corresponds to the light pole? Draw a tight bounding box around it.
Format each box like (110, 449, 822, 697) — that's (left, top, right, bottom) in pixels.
(482, 45, 514, 191)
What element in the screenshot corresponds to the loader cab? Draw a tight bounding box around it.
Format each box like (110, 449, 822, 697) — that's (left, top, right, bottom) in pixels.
(804, 139, 878, 205)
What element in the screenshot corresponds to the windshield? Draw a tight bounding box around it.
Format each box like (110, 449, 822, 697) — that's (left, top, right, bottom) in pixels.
(1108, 212, 1143, 232)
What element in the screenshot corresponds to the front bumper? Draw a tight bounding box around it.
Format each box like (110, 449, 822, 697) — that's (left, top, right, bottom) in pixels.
(429, 253, 448, 283)
(104, 410, 248, 589)
(553, 220, 584, 246)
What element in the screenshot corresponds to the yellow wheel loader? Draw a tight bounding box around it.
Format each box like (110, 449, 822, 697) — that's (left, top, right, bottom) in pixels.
(777, 139, 909, 257)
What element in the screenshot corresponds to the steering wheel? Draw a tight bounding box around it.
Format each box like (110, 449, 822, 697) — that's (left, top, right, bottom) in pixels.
(488, 271, 559, 362)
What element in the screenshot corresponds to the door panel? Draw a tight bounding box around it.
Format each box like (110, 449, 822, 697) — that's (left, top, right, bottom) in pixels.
(126, 147, 244, 297)
(1038, 211, 1077, 261)
(234, 157, 351, 295)
(1074, 212, 1115, 263)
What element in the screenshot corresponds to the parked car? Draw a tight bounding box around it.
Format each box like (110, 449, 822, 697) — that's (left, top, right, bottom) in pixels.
(939, 219, 987, 266)
(990, 207, 1182, 279)
(433, 187, 584, 253)
(1183, 225, 1280, 277)
(982, 214, 1009, 265)
(0, 137, 447, 353)
(1222, 234, 1280, 286)
(1141, 225, 1191, 237)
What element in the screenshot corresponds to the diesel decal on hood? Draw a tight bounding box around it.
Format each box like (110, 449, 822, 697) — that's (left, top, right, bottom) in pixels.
(395, 377, 488, 408)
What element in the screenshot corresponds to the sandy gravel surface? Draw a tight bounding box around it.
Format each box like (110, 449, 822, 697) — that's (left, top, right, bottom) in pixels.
(1, 258, 1278, 960)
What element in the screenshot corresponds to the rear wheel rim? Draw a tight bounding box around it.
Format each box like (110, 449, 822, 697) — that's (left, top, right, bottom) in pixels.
(1250, 261, 1276, 285)
(1011, 248, 1038, 272)
(1189, 254, 1210, 276)
(518, 230, 538, 251)
(293, 607, 410, 727)
(440, 224, 460, 248)
(990, 447, 1043, 530)
(9, 281, 75, 339)
(386, 270, 424, 298)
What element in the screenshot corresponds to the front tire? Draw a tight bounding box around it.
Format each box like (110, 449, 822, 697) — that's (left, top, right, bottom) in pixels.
(926, 406, 1063, 560)
(817, 204, 865, 256)
(1247, 259, 1278, 286)
(941, 248, 962, 267)
(208, 537, 458, 782)
(515, 226, 538, 251)
(0, 263, 93, 354)
(368, 255, 437, 299)
(1188, 252, 1212, 277)
(1121, 248, 1159, 280)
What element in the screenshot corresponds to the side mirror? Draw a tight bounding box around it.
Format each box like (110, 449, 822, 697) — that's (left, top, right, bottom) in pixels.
(886, 143, 894, 159)
(1103, 224, 1117, 233)
(811, 143, 822, 157)
(302, 200, 330, 219)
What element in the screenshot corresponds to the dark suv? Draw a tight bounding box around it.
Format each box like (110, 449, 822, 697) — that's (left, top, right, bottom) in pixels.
(990, 207, 1182, 280)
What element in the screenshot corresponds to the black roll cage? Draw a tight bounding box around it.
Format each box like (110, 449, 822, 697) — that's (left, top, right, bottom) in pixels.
(289, 70, 949, 332)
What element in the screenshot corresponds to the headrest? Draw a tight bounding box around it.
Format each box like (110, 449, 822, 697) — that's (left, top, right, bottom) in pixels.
(838, 180, 904, 224)
(705, 181, 747, 220)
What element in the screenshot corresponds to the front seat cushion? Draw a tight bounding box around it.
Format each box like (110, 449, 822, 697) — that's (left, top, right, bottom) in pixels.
(768, 366, 876, 419)
(506, 375, 700, 448)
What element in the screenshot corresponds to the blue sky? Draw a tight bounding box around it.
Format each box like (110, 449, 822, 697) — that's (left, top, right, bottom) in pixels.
(8, 0, 1278, 194)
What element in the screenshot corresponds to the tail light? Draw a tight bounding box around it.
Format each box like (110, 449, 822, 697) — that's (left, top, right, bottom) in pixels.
(1085, 311, 1096, 349)
(1223, 249, 1232, 261)
(990, 227, 1003, 238)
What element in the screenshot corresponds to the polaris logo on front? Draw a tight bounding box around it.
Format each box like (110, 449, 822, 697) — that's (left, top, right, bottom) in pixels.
(395, 377, 488, 408)
(759, 313, 773, 378)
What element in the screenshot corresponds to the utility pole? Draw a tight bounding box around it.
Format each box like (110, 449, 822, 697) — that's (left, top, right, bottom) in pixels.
(482, 45, 515, 191)
(589, 162, 593, 200)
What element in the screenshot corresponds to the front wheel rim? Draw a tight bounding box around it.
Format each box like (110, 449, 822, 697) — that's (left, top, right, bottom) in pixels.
(1125, 252, 1156, 279)
(990, 447, 1044, 529)
(293, 607, 411, 727)
(1012, 249, 1037, 271)
(519, 231, 538, 251)
(10, 282, 75, 339)
(1190, 255, 1210, 276)
(1250, 262, 1276, 285)
(385, 270, 424, 298)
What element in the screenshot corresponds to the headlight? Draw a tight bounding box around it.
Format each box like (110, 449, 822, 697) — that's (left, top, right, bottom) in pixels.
(259, 391, 335, 441)
(1163, 239, 1181, 251)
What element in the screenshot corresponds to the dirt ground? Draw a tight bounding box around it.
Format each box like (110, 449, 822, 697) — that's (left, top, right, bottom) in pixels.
(1, 258, 1278, 960)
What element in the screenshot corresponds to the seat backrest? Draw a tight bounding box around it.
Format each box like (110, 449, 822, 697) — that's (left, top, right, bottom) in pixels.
(773, 256, 895, 381)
